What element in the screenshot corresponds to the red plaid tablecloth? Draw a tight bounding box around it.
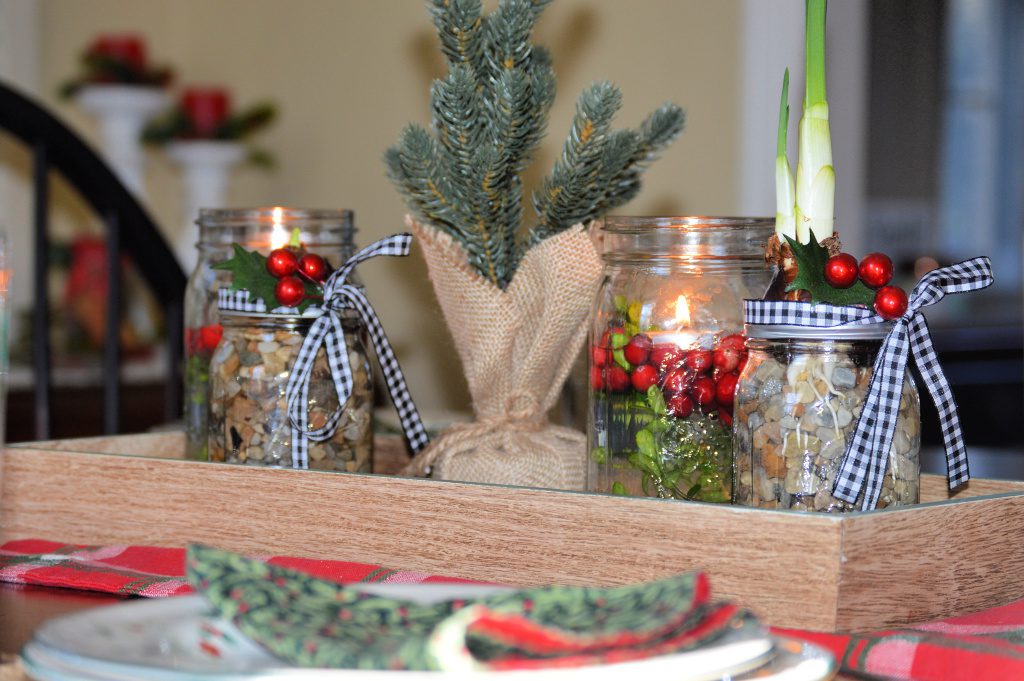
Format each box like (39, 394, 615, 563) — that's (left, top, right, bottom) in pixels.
(3, 538, 1023, 680)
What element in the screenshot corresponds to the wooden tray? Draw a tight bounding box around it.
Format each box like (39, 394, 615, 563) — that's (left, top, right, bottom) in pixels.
(2, 431, 1022, 633)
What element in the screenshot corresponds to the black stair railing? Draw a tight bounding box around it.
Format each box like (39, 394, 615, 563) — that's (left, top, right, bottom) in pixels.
(0, 81, 186, 439)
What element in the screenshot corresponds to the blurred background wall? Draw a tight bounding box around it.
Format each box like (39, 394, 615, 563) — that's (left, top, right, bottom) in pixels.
(0, 1, 1019, 451)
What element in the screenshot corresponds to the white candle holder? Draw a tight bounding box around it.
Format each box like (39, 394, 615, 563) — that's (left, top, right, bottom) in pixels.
(166, 140, 246, 272)
(76, 84, 168, 198)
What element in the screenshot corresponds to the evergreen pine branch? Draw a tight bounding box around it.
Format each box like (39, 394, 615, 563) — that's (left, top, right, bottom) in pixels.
(385, 125, 465, 236)
(482, 0, 541, 87)
(594, 103, 685, 214)
(529, 81, 621, 243)
(385, 0, 683, 289)
(431, 65, 484, 179)
(428, 0, 486, 74)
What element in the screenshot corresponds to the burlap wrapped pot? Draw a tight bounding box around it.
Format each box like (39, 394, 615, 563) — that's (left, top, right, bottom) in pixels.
(402, 216, 602, 490)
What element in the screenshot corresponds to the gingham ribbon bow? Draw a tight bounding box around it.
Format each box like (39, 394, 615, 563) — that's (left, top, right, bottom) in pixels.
(744, 257, 993, 510)
(283, 234, 430, 468)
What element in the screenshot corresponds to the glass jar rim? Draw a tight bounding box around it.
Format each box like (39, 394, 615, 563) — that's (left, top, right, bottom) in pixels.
(198, 206, 353, 226)
(599, 215, 775, 262)
(601, 215, 775, 232)
(744, 321, 893, 340)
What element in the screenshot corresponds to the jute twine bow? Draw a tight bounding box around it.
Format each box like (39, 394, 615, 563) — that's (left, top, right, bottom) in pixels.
(743, 256, 993, 509)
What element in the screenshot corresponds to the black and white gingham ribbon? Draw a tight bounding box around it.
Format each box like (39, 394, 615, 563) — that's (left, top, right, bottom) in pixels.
(219, 234, 430, 468)
(744, 257, 993, 510)
(285, 233, 430, 467)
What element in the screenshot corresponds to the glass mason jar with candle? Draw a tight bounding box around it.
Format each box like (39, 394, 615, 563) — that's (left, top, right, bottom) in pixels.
(587, 217, 775, 502)
(733, 325, 921, 512)
(184, 207, 356, 461)
(207, 309, 373, 470)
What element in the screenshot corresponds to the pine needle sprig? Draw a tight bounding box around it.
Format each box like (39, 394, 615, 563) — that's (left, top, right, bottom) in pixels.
(594, 103, 686, 214)
(386, 0, 684, 289)
(428, 0, 486, 71)
(529, 81, 621, 243)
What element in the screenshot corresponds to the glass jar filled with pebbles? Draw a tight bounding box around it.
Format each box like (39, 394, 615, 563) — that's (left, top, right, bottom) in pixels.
(208, 309, 373, 471)
(587, 216, 774, 502)
(184, 207, 356, 461)
(733, 323, 920, 512)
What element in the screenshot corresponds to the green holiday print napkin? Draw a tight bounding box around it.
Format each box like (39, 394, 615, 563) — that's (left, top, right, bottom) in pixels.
(186, 545, 761, 671)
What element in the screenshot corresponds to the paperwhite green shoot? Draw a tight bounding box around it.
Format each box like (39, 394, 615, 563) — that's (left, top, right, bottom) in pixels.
(776, 0, 834, 244)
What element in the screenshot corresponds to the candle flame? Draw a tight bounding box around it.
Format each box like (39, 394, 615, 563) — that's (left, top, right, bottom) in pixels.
(674, 294, 691, 326)
(269, 206, 288, 250)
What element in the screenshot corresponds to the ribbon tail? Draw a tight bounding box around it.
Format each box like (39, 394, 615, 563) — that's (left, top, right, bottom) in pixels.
(302, 313, 353, 443)
(284, 316, 332, 469)
(342, 287, 430, 454)
(908, 315, 969, 489)
(834, 324, 909, 510)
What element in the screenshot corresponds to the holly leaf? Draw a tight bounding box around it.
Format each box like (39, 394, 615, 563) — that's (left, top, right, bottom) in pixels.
(213, 244, 280, 308)
(783, 233, 875, 306)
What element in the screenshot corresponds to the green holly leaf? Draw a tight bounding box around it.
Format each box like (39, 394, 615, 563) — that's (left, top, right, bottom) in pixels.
(214, 244, 279, 306)
(783, 233, 875, 306)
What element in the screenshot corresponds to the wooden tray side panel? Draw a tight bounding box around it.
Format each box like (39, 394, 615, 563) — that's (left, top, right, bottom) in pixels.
(836, 496, 1024, 632)
(0, 439, 843, 631)
(920, 473, 1024, 502)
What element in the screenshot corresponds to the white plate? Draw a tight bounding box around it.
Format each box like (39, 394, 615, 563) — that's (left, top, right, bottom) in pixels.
(21, 584, 830, 681)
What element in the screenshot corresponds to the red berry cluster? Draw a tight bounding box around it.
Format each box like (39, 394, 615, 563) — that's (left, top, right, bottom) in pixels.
(824, 251, 908, 320)
(186, 323, 223, 356)
(591, 330, 747, 426)
(266, 248, 330, 307)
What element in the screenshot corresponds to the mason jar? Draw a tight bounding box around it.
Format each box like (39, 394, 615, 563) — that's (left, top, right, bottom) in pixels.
(207, 310, 373, 471)
(184, 207, 356, 460)
(733, 324, 921, 512)
(586, 216, 775, 502)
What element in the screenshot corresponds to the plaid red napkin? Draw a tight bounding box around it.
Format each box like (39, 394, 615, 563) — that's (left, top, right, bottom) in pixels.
(0, 538, 474, 597)
(4, 538, 1024, 680)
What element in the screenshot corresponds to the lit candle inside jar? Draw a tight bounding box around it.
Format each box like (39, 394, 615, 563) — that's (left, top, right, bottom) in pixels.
(268, 206, 289, 250)
(651, 294, 698, 349)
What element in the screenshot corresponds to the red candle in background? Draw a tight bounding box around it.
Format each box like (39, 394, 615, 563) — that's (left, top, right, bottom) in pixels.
(181, 88, 230, 138)
(88, 34, 147, 72)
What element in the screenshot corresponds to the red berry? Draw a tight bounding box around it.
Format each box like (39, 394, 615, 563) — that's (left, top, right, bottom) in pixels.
(607, 366, 631, 393)
(718, 408, 734, 426)
(715, 372, 739, 407)
(199, 324, 223, 352)
(684, 349, 713, 374)
(298, 253, 329, 282)
(590, 365, 605, 390)
(718, 333, 746, 352)
(824, 253, 859, 288)
(275, 276, 306, 307)
(650, 344, 685, 375)
(690, 376, 717, 408)
(713, 346, 741, 373)
(267, 248, 299, 278)
(662, 367, 694, 395)
(623, 334, 652, 365)
(630, 364, 658, 392)
(666, 393, 694, 419)
(592, 346, 610, 367)
(859, 252, 894, 289)
(873, 285, 908, 320)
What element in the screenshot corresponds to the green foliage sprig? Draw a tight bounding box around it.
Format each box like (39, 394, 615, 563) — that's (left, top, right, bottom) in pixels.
(386, 0, 685, 289)
(142, 102, 277, 168)
(59, 54, 173, 99)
